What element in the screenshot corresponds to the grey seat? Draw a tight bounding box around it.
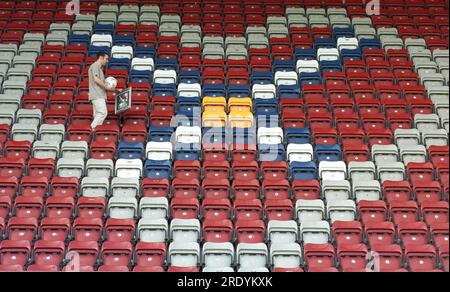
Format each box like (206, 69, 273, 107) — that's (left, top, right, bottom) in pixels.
(0, 108, 16, 125)
(381, 38, 404, 51)
(354, 27, 376, 40)
(6, 67, 31, 83)
(137, 218, 168, 243)
(18, 43, 42, 58)
(414, 114, 440, 132)
(139, 197, 169, 220)
(32, 141, 60, 159)
(405, 38, 427, 51)
(108, 196, 138, 219)
(202, 242, 235, 269)
(85, 158, 114, 178)
(267, 220, 298, 244)
(71, 23, 93, 36)
(421, 129, 449, 148)
(49, 24, 71, 36)
(45, 33, 68, 46)
(57, 158, 85, 178)
(377, 162, 405, 183)
(295, 200, 325, 223)
(348, 161, 376, 181)
(400, 145, 427, 165)
(96, 13, 117, 26)
(2, 80, 27, 96)
(170, 219, 201, 243)
(371, 144, 399, 164)
(81, 177, 110, 198)
(270, 243, 302, 269)
(168, 242, 200, 268)
(352, 180, 381, 202)
(118, 13, 139, 25)
(326, 200, 356, 223)
(0, 93, 21, 112)
(236, 243, 268, 270)
(322, 180, 351, 202)
(300, 221, 330, 244)
(111, 177, 140, 198)
(15, 109, 42, 126)
(39, 124, 65, 144)
(61, 141, 88, 159)
(0, 44, 18, 60)
(394, 129, 421, 148)
(11, 123, 37, 142)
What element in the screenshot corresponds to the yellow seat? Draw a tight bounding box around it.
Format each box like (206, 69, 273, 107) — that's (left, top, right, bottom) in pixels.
(228, 97, 253, 113)
(202, 110, 227, 127)
(202, 97, 227, 113)
(228, 111, 254, 128)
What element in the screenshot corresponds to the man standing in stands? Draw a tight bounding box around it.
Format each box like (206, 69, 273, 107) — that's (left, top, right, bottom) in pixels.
(89, 51, 114, 130)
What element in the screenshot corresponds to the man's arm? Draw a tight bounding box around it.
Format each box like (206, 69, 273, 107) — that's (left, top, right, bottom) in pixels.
(94, 76, 116, 92)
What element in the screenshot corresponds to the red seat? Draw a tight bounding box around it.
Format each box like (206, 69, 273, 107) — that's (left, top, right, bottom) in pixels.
(281, 111, 307, 128)
(292, 180, 321, 200)
(332, 221, 363, 246)
(232, 160, 259, 180)
(262, 179, 290, 200)
(134, 242, 166, 268)
(33, 240, 65, 266)
(14, 196, 43, 219)
(343, 144, 370, 163)
(172, 178, 200, 199)
(439, 245, 449, 272)
(387, 113, 412, 131)
(235, 220, 265, 243)
(390, 201, 419, 224)
(0, 176, 18, 200)
(21, 176, 48, 198)
(142, 178, 170, 198)
(90, 141, 116, 160)
(405, 244, 437, 272)
(97, 265, 130, 272)
(437, 163, 449, 186)
(371, 244, 404, 272)
(305, 97, 329, 115)
(366, 128, 393, 146)
(407, 162, 434, 184)
(203, 219, 234, 243)
(121, 125, 147, 143)
(232, 179, 260, 200)
(0, 157, 26, 178)
(231, 143, 257, 162)
(202, 198, 231, 220)
(234, 199, 263, 221)
(105, 218, 135, 242)
(67, 241, 99, 267)
(203, 161, 230, 180)
(312, 128, 338, 145)
(413, 181, 442, 205)
(202, 143, 228, 162)
(50, 177, 79, 198)
(7, 217, 37, 242)
(361, 113, 386, 131)
(428, 146, 449, 167)
(338, 244, 368, 271)
(339, 128, 366, 146)
(168, 266, 199, 272)
(76, 197, 106, 219)
(430, 222, 449, 249)
(66, 124, 92, 142)
(170, 198, 199, 219)
(73, 218, 103, 242)
(383, 180, 412, 204)
(0, 198, 11, 221)
(101, 241, 133, 267)
(304, 244, 336, 269)
(308, 112, 332, 129)
(355, 98, 381, 115)
(133, 266, 164, 272)
(45, 196, 74, 219)
(398, 221, 429, 247)
(0, 264, 24, 272)
(261, 161, 288, 180)
(358, 201, 388, 224)
(421, 201, 449, 225)
(365, 221, 396, 247)
(265, 199, 293, 221)
(40, 218, 71, 242)
(27, 158, 55, 178)
(408, 99, 434, 115)
(202, 178, 230, 199)
(173, 160, 201, 180)
(0, 240, 31, 266)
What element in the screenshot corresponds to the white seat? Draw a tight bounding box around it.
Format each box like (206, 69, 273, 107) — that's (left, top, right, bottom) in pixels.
(61, 141, 88, 160)
(137, 218, 168, 243)
(237, 243, 268, 270)
(399, 145, 427, 165)
(238, 267, 270, 272)
(177, 83, 202, 97)
(287, 143, 314, 162)
(85, 158, 114, 178)
(90, 34, 113, 47)
(81, 177, 110, 198)
(252, 84, 276, 99)
(168, 242, 200, 267)
(352, 180, 381, 202)
(394, 129, 421, 148)
(56, 158, 85, 179)
(203, 267, 234, 272)
(322, 180, 351, 202)
(0, 94, 23, 113)
(267, 220, 298, 244)
(202, 242, 235, 269)
(422, 129, 449, 148)
(296, 200, 325, 223)
(0, 108, 15, 126)
(274, 71, 298, 86)
(317, 48, 339, 61)
(131, 57, 154, 71)
(175, 126, 201, 144)
(257, 127, 284, 145)
(377, 162, 406, 183)
(326, 200, 356, 223)
(337, 37, 359, 51)
(139, 197, 169, 219)
(145, 142, 173, 161)
(371, 144, 399, 164)
(115, 159, 143, 178)
(270, 243, 302, 269)
(319, 161, 347, 181)
(111, 177, 140, 198)
(300, 221, 330, 244)
(16, 109, 41, 126)
(108, 196, 137, 219)
(111, 45, 134, 59)
(414, 114, 440, 132)
(296, 60, 319, 74)
(348, 161, 376, 182)
(153, 69, 177, 84)
(32, 141, 59, 159)
(11, 123, 37, 143)
(39, 124, 65, 144)
(170, 219, 201, 243)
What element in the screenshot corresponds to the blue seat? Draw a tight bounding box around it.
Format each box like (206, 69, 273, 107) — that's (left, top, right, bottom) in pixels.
(256, 114, 279, 129)
(273, 60, 295, 72)
(148, 127, 174, 142)
(295, 48, 317, 61)
(118, 142, 144, 159)
(179, 70, 201, 84)
(129, 70, 153, 83)
(152, 83, 176, 97)
(94, 24, 115, 35)
(155, 58, 178, 71)
(277, 85, 301, 99)
(173, 110, 201, 127)
(109, 58, 131, 70)
(290, 161, 318, 180)
(314, 38, 337, 50)
(227, 85, 251, 98)
(315, 144, 342, 162)
(285, 128, 311, 144)
(135, 46, 156, 59)
(333, 27, 354, 39)
(203, 84, 226, 97)
(144, 160, 172, 179)
(176, 97, 201, 114)
(359, 38, 381, 50)
(319, 60, 342, 72)
(87, 46, 111, 57)
(113, 35, 135, 46)
(203, 127, 226, 144)
(174, 143, 201, 160)
(254, 99, 278, 115)
(232, 127, 257, 145)
(340, 48, 362, 61)
(251, 71, 273, 85)
(68, 34, 90, 46)
(299, 72, 322, 87)
(258, 143, 286, 162)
